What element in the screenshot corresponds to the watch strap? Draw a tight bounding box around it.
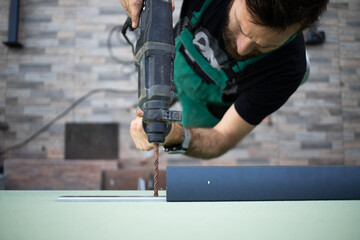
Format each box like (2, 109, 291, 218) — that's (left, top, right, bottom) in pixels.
(181, 126, 190, 150)
(164, 125, 191, 154)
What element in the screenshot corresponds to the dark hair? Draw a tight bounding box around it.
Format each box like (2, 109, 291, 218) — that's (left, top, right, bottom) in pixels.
(245, 0, 329, 31)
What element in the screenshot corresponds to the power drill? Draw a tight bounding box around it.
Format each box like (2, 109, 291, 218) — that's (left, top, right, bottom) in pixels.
(122, 0, 181, 196)
(123, 0, 181, 144)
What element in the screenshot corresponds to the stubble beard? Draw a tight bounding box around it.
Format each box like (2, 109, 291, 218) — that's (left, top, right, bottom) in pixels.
(223, 0, 262, 61)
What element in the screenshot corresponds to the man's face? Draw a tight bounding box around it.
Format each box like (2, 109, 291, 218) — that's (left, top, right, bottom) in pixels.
(224, 0, 300, 61)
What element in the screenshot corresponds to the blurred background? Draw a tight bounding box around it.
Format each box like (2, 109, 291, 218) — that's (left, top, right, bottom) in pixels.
(0, 0, 359, 190)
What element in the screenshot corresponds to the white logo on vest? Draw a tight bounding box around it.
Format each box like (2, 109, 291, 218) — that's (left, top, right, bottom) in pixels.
(193, 31, 221, 70)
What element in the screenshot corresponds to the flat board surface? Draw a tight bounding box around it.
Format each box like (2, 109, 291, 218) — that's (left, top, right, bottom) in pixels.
(0, 191, 359, 240)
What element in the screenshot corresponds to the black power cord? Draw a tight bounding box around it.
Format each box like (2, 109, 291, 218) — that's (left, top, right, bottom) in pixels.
(107, 21, 136, 62)
(0, 88, 136, 157)
(121, 17, 135, 54)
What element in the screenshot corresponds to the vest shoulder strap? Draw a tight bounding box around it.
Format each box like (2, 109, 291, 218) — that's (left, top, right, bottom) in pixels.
(190, 0, 212, 28)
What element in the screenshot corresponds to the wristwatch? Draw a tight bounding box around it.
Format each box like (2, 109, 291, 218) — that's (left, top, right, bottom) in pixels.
(164, 125, 191, 154)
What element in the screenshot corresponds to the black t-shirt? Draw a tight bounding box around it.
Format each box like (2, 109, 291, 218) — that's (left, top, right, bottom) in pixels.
(177, 0, 306, 125)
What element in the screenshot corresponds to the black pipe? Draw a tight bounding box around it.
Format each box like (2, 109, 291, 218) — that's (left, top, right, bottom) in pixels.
(3, 0, 23, 48)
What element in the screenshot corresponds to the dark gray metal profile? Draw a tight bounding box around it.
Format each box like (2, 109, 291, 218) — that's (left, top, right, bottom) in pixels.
(166, 166, 360, 202)
(3, 0, 23, 48)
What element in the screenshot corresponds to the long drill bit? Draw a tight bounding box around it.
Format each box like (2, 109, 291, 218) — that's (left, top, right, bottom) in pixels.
(153, 144, 159, 197)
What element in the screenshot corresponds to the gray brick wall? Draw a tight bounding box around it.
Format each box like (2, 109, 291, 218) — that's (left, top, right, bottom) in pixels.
(1, 0, 359, 168)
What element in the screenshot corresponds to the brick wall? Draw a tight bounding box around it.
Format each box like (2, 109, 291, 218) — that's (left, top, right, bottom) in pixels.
(1, 0, 359, 168)
(1, 0, 141, 164)
(4, 159, 118, 190)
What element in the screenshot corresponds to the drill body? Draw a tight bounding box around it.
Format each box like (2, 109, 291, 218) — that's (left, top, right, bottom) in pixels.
(134, 0, 181, 143)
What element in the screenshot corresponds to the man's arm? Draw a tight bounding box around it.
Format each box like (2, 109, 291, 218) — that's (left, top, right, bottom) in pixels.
(175, 104, 255, 159)
(130, 104, 256, 159)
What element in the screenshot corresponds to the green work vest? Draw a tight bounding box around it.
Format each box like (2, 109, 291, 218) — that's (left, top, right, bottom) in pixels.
(174, 0, 305, 128)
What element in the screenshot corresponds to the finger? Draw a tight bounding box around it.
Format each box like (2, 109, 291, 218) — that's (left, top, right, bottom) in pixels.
(134, 132, 153, 151)
(131, 117, 145, 135)
(130, 0, 143, 28)
(139, 142, 154, 151)
(130, 118, 142, 139)
(134, 109, 144, 117)
(130, 118, 152, 151)
(172, 0, 175, 12)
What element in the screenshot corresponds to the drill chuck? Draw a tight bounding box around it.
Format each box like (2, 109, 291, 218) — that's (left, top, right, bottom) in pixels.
(142, 101, 182, 143)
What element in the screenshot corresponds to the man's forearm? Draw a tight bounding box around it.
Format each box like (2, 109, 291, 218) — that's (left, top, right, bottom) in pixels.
(165, 123, 236, 159)
(163, 105, 255, 159)
(186, 127, 236, 159)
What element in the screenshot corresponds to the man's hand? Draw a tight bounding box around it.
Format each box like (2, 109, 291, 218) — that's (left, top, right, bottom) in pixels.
(130, 109, 154, 151)
(130, 108, 184, 151)
(130, 105, 255, 158)
(120, 0, 175, 29)
(120, 0, 143, 29)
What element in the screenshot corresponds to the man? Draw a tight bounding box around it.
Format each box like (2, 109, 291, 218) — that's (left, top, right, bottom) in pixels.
(121, 0, 329, 159)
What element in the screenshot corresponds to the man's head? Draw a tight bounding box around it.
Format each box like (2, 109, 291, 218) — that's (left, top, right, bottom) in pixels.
(224, 0, 329, 60)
